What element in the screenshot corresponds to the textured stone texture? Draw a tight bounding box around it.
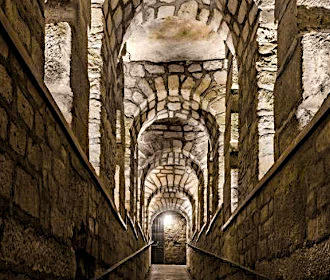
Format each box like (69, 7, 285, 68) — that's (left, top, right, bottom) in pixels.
(45, 22, 73, 125)
(44, 0, 90, 154)
(0, 7, 149, 279)
(188, 113, 330, 279)
(0, 0, 329, 279)
(164, 212, 187, 265)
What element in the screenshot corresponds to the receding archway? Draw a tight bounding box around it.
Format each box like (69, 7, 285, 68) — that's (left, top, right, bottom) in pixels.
(151, 211, 187, 265)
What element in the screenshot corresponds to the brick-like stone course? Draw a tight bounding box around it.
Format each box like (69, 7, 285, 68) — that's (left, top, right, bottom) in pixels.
(188, 113, 330, 279)
(0, 15, 149, 280)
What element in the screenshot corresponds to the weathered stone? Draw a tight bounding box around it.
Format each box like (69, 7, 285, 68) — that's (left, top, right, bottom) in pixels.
(238, 0, 247, 24)
(14, 167, 39, 218)
(17, 90, 34, 129)
(228, 0, 238, 15)
(0, 33, 9, 58)
(130, 64, 145, 77)
(214, 70, 227, 84)
(167, 102, 181, 111)
(178, 1, 198, 19)
(168, 75, 179, 96)
(297, 32, 330, 128)
(169, 64, 184, 73)
(199, 9, 210, 24)
(0, 65, 13, 103)
(155, 77, 167, 100)
(0, 153, 13, 198)
(145, 64, 165, 74)
(188, 64, 202, 72)
(0, 107, 8, 140)
(158, 6, 175, 18)
(204, 60, 222, 71)
(113, 6, 123, 28)
(139, 79, 153, 97)
(9, 123, 26, 156)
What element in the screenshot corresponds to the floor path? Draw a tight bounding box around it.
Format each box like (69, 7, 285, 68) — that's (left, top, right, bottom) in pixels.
(149, 265, 192, 280)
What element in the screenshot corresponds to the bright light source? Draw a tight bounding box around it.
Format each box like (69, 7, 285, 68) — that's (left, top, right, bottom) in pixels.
(163, 214, 173, 226)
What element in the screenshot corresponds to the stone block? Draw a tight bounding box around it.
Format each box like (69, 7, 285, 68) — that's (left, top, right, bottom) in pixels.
(277, 0, 298, 64)
(274, 45, 302, 127)
(145, 64, 165, 74)
(27, 139, 42, 171)
(0, 65, 13, 103)
(316, 119, 330, 153)
(0, 218, 75, 278)
(0, 33, 9, 58)
(297, 32, 330, 128)
(178, 1, 198, 19)
(14, 167, 39, 218)
(9, 123, 27, 156)
(0, 153, 13, 199)
(228, 0, 238, 15)
(17, 89, 34, 129)
(0, 106, 8, 140)
(158, 6, 175, 18)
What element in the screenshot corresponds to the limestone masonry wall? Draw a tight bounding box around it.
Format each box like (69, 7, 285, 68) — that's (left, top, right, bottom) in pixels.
(164, 212, 187, 265)
(0, 0, 329, 279)
(188, 105, 329, 280)
(0, 0, 149, 279)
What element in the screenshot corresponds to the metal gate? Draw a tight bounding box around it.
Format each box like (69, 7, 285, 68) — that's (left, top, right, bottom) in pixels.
(151, 214, 165, 264)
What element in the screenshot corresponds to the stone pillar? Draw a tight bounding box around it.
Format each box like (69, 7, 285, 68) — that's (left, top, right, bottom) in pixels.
(45, 0, 91, 153)
(274, 0, 330, 158)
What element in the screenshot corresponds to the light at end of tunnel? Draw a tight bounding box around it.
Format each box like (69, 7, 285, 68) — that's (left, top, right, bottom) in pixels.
(163, 214, 173, 226)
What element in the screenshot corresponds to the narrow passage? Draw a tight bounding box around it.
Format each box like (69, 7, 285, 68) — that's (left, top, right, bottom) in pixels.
(149, 265, 191, 280)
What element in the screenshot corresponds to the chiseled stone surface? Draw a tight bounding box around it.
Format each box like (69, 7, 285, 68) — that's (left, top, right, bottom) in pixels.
(164, 212, 187, 265)
(0, 0, 329, 279)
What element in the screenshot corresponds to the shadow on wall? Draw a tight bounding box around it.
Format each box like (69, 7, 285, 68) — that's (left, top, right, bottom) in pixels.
(73, 222, 96, 280)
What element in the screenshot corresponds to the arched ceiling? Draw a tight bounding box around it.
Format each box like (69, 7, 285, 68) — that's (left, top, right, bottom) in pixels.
(148, 192, 193, 227)
(122, 0, 230, 62)
(118, 0, 263, 229)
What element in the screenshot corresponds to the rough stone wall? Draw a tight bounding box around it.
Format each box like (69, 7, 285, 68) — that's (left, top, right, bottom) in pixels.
(0, 7, 150, 280)
(0, 0, 45, 76)
(45, 0, 91, 154)
(188, 111, 330, 279)
(95, 0, 138, 212)
(164, 212, 187, 265)
(88, 0, 105, 175)
(274, 0, 330, 159)
(188, 247, 269, 280)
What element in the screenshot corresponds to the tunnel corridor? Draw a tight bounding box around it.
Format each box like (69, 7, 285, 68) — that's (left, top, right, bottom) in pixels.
(0, 0, 329, 279)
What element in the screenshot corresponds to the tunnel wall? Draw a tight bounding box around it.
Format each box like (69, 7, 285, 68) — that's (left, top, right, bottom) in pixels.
(0, 0, 150, 279)
(188, 106, 329, 280)
(163, 212, 187, 265)
(188, 0, 329, 279)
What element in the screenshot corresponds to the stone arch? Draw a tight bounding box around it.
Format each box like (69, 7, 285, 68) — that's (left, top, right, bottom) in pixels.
(146, 185, 196, 231)
(149, 208, 191, 237)
(148, 193, 193, 232)
(101, 0, 278, 225)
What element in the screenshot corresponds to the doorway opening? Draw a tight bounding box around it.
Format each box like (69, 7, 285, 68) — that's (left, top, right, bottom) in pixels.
(151, 211, 187, 265)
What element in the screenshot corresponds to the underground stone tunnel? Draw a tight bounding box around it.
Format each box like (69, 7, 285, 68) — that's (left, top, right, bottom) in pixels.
(0, 0, 329, 279)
